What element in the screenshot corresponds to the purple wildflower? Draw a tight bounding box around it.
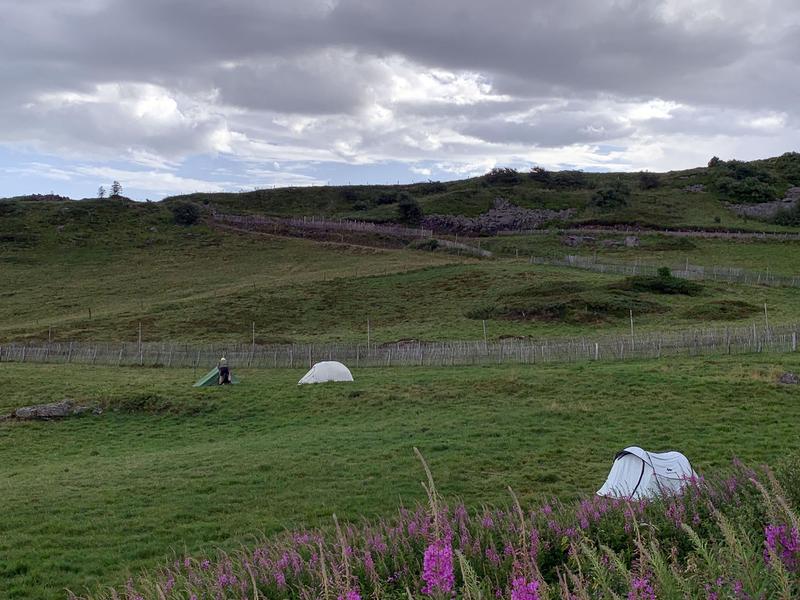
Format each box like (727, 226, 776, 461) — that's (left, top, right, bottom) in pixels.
(338, 590, 362, 600)
(628, 575, 656, 600)
(421, 538, 455, 596)
(510, 576, 541, 600)
(764, 524, 800, 572)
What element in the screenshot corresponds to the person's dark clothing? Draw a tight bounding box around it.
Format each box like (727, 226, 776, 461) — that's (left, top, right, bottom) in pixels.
(218, 365, 231, 384)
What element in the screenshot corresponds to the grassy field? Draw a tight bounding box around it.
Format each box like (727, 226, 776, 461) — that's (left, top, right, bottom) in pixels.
(2, 355, 800, 599)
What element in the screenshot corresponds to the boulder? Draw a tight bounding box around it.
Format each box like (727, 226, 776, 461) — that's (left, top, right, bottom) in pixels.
(8, 399, 99, 420)
(779, 372, 800, 385)
(624, 236, 640, 247)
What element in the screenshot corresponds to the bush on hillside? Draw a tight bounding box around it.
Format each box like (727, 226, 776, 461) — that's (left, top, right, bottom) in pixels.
(397, 195, 423, 226)
(483, 167, 521, 186)
(529, 166, 551, 184)
(417, 180, 448, 195)
(638, 170, 660, 190)
(773, 202, 800, 226)
(708, 158, 778, 203)
(170, 202, 201, 226)
(375, 192, 398, 205)
(615, 267, 703, 295)
(546, 169, 592, 189)
(590, 178, 631, 209)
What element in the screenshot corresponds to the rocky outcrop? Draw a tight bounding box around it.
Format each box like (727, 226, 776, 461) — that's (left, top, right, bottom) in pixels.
(779, 372, 799, 385)
(0, 399, 101, 421)
(727, 187, 800, 219)
(422, 199, 575, 235)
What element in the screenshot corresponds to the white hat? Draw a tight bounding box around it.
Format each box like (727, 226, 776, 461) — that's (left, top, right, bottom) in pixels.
(219, 357, 227, 364)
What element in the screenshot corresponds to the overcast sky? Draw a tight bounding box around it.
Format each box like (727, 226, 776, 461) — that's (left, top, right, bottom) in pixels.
(1, 0, 798, 199)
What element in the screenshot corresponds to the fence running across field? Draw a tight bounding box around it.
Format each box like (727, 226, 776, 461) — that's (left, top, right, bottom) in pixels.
(2, 323, 798, 369)
(500, 227, 800, 241)
(530, 255, 800, 288)
(213, 212, 434, 239)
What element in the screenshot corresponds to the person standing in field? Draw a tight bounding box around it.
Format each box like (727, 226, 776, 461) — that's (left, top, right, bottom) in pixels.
(218, 357, 231, 385)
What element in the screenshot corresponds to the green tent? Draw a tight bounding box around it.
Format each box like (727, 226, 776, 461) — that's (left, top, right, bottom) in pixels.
(193, 367, 240, 387)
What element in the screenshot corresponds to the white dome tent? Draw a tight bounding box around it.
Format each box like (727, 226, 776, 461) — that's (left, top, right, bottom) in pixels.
(298, 361, 354, 385)
(597, 446, 697, 500)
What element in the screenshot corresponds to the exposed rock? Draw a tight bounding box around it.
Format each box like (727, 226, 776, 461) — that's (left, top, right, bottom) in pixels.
(600, 239, 622, 247)
(422, 199, 576, 235)
(727, 187, 800, 219)
(685, 184, 705, 192)
(779, 372, 800, 385)
(561, 235, 595, 247)
(624, 235, 640, 248)
(4, 399, 99, 421)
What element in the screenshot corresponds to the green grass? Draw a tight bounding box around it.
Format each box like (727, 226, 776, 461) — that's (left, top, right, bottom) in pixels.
(2, 356, 800, 599)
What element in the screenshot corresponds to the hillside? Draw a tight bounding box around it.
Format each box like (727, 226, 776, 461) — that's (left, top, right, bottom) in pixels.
(2, 159, 800, 345)
(164, 152, 800, 230)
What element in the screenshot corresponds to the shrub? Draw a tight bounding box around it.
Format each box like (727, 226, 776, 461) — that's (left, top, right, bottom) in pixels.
(397, 196, 423, 226)
(417, 180, 448, 195)
(352, 200, 369, 211)
(708, 155, 722, 167)
(375, 192, 398, 205)
(529, 166, 551, 184)
(615, 268, 703, 295)
(591, 179, 631, 209)
(551, 169, 590, 189)
(483, 167, 521, 186)
(170, 202, 201, 226)
(638, 170, 660, 190)
(341, 189, 359, 203)
(774, 203, 800, 226)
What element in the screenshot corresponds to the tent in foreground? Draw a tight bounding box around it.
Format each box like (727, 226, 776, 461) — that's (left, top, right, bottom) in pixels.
(597, 446, 696, 500)
(193, 367, 240, 387)
(298, 361, 353, 385)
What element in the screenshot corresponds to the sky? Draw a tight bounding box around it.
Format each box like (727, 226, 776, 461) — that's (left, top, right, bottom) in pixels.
(1, 0, 798, 200)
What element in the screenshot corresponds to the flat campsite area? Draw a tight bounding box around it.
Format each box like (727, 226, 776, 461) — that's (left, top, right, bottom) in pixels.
(2, 355, 799, 599)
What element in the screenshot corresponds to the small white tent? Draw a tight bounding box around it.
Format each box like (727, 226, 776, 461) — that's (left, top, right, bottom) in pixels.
(597, 447, 696, 500)
(298, 361, 354, 385)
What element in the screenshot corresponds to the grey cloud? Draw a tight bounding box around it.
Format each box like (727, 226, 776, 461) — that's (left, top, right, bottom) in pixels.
(0, 0, 798, 173)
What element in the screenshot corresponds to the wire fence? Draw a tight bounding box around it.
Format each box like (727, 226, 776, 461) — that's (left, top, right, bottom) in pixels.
(530, 255, 800, 288)
(499, 227, 800, 241)
(2, 322, 797, 370)
(213, 212, 434, 239)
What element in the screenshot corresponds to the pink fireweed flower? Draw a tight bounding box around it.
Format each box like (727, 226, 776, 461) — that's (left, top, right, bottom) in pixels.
(628, 576, 656, 600)
(421, 538, 455, 596)
(763, 524, 800, 572)
(338, 590, 362, 600)
(510, 576, 541, 600)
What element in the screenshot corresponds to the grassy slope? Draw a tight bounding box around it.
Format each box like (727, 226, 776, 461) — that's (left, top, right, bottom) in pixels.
(2, 199, 799, 344)
(2, 355, 800, 598)
(0, 200, 464, 342)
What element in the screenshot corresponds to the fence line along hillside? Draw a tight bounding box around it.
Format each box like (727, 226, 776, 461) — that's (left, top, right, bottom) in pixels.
(531, 255, 800, 288)
(2, 322, 797, 370)
(212, 211, 434, 239)
(212, 211, 492, 257)
(500, 227, 800, 241)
